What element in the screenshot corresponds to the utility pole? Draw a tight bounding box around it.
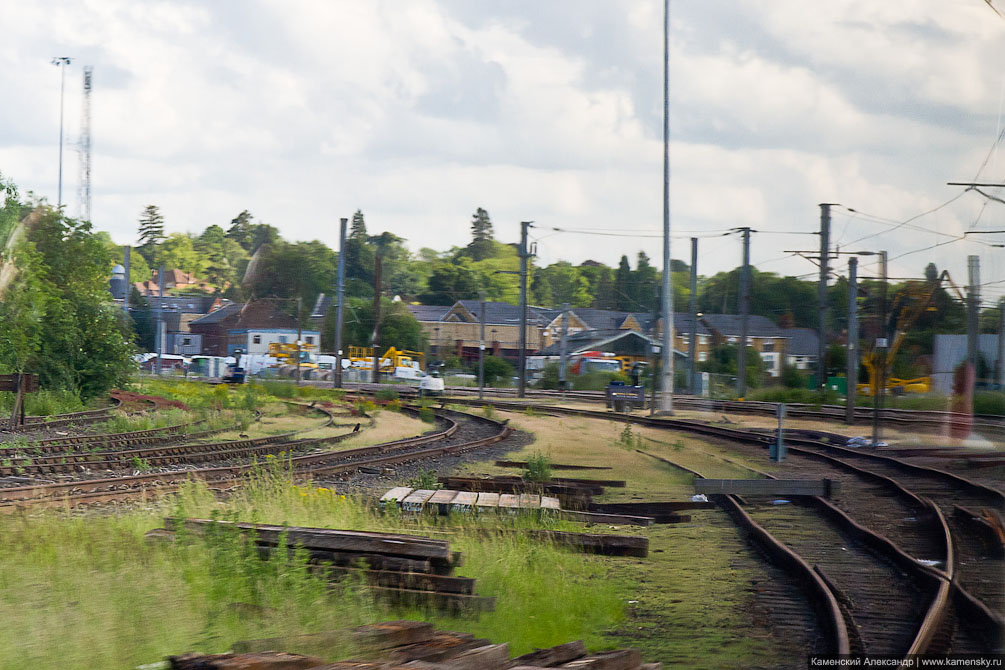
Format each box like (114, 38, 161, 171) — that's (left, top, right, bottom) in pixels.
(818, 204, 832, 391)
(845, 257, 858, 425)
(558, 302, 570, 394)
(688, 237, 698, 394)
(78, 66, 92, 221)
(871, 251, 888, 446)
(967, 255, 980, 372)
(155, 264, 164, 375)
(334, 217, 347, 388)
(478, 292, 486, 400)
(518, 220, 533, 398)
(736, 227, 751, 399)
(122, 246, 131, 315)
(372, 254, 383, 385)
(658, 0, 674, 415)
(295, 296, 302, 386)
(998, 297, 1004, 388)
(51, 57, 71, 209)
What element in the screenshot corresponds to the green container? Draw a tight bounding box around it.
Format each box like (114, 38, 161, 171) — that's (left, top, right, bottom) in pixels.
(826, 376, 847, 395)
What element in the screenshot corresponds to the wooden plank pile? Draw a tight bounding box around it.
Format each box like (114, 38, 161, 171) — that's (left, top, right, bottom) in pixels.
(436, 475, 623, 508)
(381, 487, 561, 515)
(693, 478, 841, 498)
(169, 620, 662, 670)
(157, 519, 492, 613)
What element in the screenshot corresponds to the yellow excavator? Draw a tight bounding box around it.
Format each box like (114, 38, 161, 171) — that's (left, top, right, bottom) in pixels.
(347, 346, 425, 377)
(268, 341, 318, 371)
(858, 270, 963, 396)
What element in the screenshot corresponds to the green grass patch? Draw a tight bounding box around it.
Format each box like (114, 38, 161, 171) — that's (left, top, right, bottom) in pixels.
(0, 465, 626, 668)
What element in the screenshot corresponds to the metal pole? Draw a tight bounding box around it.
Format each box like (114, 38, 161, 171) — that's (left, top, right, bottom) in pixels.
(123, 246, 131, 315)
(845, 257, 858, 425)
(818, 204, 831, 391)
(518, 221, 531, 398)
(334, 217, 347, 388)
(155, 264, 164, 375)
(296, 296, 302, 386)
(558, 302, 570, 393)
(998, 298, 1005, 388)
(52, 57, 71, 208)
(737, 227, 751, 398)
(967, 255, 980, 372)
(658, 0, 674, 415)
(872, 251, 887, 446)
(478, 292, 486, 400)
(372, 254, 383, 385)
(688, 237, 698, 393)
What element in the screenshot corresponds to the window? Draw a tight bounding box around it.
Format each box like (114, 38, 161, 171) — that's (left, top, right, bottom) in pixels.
(727, 337, 737, 343)
(762, 341, 775, 352)
(306, 336, 314, 344)
(279, 335, 287, 344)
(182, 337, 191, 345)
(698, 352, 708, 362)
(253, 335, 262, 344)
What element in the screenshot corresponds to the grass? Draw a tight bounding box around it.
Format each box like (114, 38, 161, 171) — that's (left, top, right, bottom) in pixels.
(453, 409, 790, 667)
(0, 466, 627, 669)
(0, 388, 87, 416)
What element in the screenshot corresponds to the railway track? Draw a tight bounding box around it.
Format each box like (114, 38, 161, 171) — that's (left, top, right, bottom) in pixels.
(422, 385, 1005, 437)
(0, 405, 512, 512)
(423, 394, 1003, 653)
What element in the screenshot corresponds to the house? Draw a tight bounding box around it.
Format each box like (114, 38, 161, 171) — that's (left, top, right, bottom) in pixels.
(407, 301, 789, 377)
(134, 268, 218, 296)
(780, 328, 819, 372)
(188, 300, 318, 357)
(529, 329, 687, 372)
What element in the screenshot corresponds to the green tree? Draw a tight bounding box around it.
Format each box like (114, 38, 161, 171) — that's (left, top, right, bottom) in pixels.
(159, 233, 204, 276)
(535, 261, 591, 307)
(0, 197, 134, 398)
(137, 205, 165, 264)
(333, 297, 425, 351)
(482, 355, 514, 386)
(699, 344, 764, 391)
(614, 255, 632, 311)
(467, 207, 495, 261)
(225, 210, 255, 250)
(421, 260, 480, 304)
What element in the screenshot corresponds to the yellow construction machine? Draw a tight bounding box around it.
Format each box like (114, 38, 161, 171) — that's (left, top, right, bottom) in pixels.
(347, 346, 425, 377)
(857, 271, 963, 396)
(268, 341, 318, 370)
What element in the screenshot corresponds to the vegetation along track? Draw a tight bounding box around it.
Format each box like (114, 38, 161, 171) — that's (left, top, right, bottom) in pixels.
(435, 395, 1003, 655)
(0, 403, 511, 511)
(431, 385, 1005, 437)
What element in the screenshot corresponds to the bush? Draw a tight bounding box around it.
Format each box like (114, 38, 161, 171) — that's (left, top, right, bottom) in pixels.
(482, 355, 514, 386)
(973, 392, 1004, 416)
(781, 364, 807, 389)
(408, 468, 440, 490)
(522, 452, 553, 483)
(746, 387, 841, 405)
(572, 371, 627, 391)
(418, 406, 436, 423)
(375, 388, 399, 402)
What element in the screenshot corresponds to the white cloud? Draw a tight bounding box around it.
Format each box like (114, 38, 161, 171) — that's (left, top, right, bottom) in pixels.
(0, 0, 1001, 291)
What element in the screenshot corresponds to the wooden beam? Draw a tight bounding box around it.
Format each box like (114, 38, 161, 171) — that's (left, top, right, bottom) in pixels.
(557, 510, 653, 527)
(561, 649, 642, 670)
(509, 640, 587, 667)
(693, 479, 840, 498)
(522, 530, 649, 557)
(495, 460, 613, 471)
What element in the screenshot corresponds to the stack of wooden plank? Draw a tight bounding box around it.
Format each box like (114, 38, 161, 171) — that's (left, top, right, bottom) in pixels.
(381, 487, 561, 515)
(169, 620, 662, 670)
(157, 519, 492, 612)
(436, 475, 619, 508)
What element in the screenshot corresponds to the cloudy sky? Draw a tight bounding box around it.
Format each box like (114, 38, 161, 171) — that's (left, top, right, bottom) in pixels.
(2, 0, 1003, 303)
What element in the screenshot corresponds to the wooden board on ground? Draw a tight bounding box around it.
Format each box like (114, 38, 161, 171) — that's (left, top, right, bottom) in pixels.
(450, 491, 478, 513)
(474, 492, 499, 509)
(693, 478, 840, 498)
(510, 640, 587, 667)
(561, 649, 642, 670)
(589, 501, 716, 514)
(541, 496, 561, 510)
(381, 487, 414, 505)
(495, 460, 613, 471)
(498, 493, 520, 511)
(557, 509, 654, 527)
(167, 518, 451, 560)
(234, 620, 436, 655)
(523, 529, 649, 557)
(427, 489, 458, 514)
(402, 489, 438, 512)
(518, 493, 541, 509)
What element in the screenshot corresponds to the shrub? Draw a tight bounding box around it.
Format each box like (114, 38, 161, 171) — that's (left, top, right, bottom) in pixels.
(385, 399, 402, 412)
(375, 388, 399, 402)
(572, 371, 627, 391)
(481, 405, 496, 420)
(418, 406, 436, 424)
(522, 452, 552, 483)
(408, 468, 441, 490)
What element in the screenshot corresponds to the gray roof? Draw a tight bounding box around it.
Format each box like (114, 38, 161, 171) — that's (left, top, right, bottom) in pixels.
(535, 329, 686, 358)
(407, 304, 452, 322)
(311, 293, 333, 319)
(189, 303, 244, 325)
(780, 328, 818, 356)
(146, 295, 222, 314)
(454, 301, 558, 326)
(699, 314, 785, 338)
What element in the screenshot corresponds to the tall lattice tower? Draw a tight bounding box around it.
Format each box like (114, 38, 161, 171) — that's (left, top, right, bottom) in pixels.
(78, 66, 93, 222)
